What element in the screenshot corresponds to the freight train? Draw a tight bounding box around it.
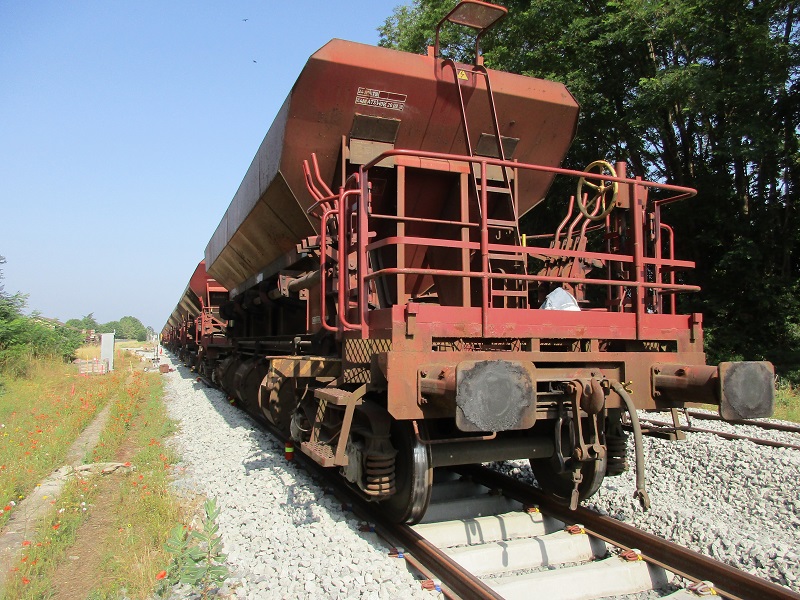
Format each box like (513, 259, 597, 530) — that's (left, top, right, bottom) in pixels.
(163, 0, 775, 523)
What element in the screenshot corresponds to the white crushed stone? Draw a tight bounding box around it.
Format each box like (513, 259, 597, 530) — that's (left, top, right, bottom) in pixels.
(492, 410, 800, 593)
(159, 353, 432, 600)
(158, 347, 799, 596)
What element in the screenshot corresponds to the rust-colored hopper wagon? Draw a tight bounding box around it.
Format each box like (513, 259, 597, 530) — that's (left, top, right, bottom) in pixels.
(162, 261, 229, 370)
(193, 1, 773, 522)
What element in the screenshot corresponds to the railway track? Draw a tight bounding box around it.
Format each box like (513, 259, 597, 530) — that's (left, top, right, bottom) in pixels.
(192, 368, 798, 600)
(685, 410, 800, 434)
(635, 410, 800, 451)
(276, 426, 799, 600)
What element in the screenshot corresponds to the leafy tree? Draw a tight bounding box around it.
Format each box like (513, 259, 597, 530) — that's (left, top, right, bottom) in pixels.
(99, 320, 120, 335)
(380, 0, 800, 376)
(66, 313, 100, 331)
(119, 315, 147, 341)
(100, 316, 147, 341)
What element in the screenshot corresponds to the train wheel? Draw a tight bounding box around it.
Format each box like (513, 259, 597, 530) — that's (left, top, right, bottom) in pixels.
(529, 455, 606, 505)
(378, 421, 432, 524)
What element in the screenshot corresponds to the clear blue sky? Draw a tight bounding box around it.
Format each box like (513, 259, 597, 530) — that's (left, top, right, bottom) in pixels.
(0, 0, 406, 331)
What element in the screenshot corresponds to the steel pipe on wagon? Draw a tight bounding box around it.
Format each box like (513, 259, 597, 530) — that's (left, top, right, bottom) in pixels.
(429, 436, 554, 468)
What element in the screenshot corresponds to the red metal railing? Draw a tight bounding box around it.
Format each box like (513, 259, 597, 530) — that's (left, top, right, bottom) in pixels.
(306, 149, 698, 337)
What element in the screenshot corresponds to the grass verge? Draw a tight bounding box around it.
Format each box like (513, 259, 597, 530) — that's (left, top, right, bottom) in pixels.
(0, 357, 112, 529)
(774, 385, 800, 423)
(1, 355, 184, 600)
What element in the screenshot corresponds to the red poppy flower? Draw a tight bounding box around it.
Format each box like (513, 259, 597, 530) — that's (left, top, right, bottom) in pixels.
(22, 577, 30, 585)
(156, 570, 167, 580)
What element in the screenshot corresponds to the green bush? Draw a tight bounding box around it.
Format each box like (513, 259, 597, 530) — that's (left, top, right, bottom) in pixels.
(0, 259, 84, 379)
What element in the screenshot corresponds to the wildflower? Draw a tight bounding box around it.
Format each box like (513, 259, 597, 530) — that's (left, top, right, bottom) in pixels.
(3, 505, 10, 512)
(156, 570, 167, 580)
(22, 577, 30, 585)
(22, 541, 31, 547)
(52, 523, 60, 530)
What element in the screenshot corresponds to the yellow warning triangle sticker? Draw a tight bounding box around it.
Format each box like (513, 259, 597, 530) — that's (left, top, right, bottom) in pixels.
(457, 69, 469, 80)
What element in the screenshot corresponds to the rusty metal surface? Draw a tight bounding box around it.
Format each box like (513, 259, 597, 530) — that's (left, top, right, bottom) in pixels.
(165, 261, 212, 332)
(205, 38, 578, 291)
(455, 360, 537, 431)
(719, 361, 775, 420)
(460, 464, 800, 600)
(162, 261, 230, 362)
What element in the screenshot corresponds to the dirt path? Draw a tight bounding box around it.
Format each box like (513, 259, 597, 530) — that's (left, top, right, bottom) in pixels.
(48, 439, 138, 600)
(0, 404, 113, 591)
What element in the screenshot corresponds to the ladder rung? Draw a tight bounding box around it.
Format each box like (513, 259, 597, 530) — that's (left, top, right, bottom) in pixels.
(314, 387, 363, 406)
(486, 219, 517, 229)
(476, 184, 513, 195)
(488, 252, 526, 261)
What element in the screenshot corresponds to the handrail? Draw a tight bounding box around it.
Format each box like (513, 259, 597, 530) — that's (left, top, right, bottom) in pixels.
(317, 206, 338, 333)
(322, 148, 702, 334)
(360, 148, 698, 202)
(362, 268, 701, 294)
(339, 189, 363, 331)
(364, 236, 695, 269)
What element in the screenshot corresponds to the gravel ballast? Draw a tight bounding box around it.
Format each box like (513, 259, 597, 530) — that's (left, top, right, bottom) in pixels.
(160, 354, 430, 600)
(161, 349, 799, 597)
(493, 411, 800, 593)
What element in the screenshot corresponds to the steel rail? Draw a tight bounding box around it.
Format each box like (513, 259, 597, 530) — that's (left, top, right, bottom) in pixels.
(353, 498, 503, 600)
(637, 418, 800, 451)
(242, 411, 500, 600)
(297, 460, 502, 600)
(457, 464, 800, 600)
(686, 410, 800, 434)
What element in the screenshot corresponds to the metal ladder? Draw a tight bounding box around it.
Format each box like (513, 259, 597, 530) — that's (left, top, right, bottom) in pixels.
(446, 60, 528, 308)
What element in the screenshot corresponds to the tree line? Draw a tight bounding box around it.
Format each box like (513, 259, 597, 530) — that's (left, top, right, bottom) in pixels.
(380, 0, 799, 379)
(0, 255, 152, 381)
(65, 314, 151, 343)
(0, 256, 84, 378)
